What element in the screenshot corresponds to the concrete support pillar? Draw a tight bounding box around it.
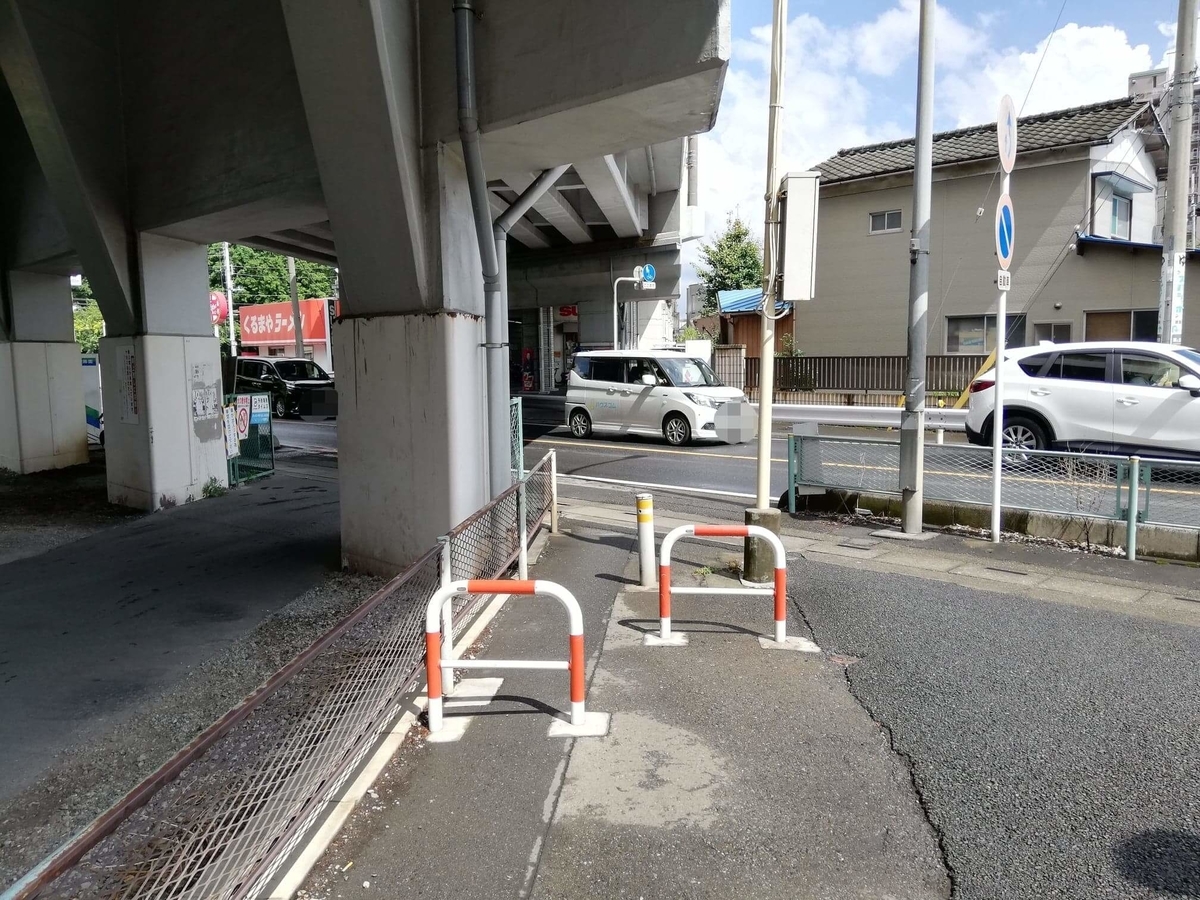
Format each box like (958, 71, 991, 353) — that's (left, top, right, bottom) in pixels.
(98, 234, 227, 509)
(335, 311, 488, 574)
(0, 271, 88, 473)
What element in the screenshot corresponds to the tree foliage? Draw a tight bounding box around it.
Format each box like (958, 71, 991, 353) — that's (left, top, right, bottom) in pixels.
(695, 216, 763, 315)
(207, 244, 335, 306)
(73, 301, 104, 353)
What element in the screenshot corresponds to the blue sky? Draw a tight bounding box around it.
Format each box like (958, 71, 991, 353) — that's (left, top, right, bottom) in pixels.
(696, 0, 1183, 252)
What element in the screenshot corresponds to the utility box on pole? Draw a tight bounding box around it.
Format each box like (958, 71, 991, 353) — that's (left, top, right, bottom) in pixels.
(778, 171, 820, 307)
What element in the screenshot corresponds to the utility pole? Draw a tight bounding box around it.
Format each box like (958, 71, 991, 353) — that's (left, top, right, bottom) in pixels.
(222, 242, 237, 357)
(1160, 0, 1197, 345)
(899, 0, 935, 534)
(287, 256, 304, 358)
(744, 0, 786, 584)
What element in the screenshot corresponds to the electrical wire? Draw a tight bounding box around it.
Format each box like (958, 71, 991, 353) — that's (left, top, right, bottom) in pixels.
(973, 0, 1071, 221)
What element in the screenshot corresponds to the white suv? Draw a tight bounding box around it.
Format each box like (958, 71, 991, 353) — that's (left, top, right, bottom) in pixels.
(966, 341, 1200, 458)
(566, 350, 746, 445)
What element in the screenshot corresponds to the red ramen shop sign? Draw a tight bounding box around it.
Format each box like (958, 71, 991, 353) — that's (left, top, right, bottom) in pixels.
(209, 290, 229, 325)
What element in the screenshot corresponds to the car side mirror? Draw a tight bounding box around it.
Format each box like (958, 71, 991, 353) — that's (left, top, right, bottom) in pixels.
(1178, 373, 1200, 397)
(640, 373, 656, 386)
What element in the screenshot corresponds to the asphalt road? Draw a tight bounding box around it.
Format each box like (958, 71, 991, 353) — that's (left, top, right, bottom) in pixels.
(273, 406, 795, 500)
(272, 418, 339, 451)
(795, 557, 1200, 900)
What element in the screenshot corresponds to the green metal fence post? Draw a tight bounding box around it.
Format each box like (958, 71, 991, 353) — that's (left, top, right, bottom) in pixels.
(787, 433, 796, 515)
(1126, 456, 1140, 562)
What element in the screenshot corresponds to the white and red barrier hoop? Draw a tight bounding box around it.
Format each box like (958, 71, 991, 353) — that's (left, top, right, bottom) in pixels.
(647, 524, 789, 648)
(424, 579, 608, 738)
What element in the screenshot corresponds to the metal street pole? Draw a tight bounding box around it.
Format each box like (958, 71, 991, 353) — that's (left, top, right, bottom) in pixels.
(991, 171, 1012, 543)
(222, 242, 237, 358)
(744, 0, 786, 584)
(287, 256, 304, 358)
(613, 276, 636, 349)
(1159, 0, 1197, 345)
(900, 0, 934, 534)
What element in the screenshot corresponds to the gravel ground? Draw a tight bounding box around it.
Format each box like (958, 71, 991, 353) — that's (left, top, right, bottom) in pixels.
(792, 556, 1200, 900)
(0, 571, 384, 892)
(0, 453, 141, 565)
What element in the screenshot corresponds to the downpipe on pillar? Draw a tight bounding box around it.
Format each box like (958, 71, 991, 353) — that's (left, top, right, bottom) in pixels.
(454, 0, 568, 499)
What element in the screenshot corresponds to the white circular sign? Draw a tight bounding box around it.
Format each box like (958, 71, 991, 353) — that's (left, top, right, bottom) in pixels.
(997, 94, 1018, 174)
(714, 402, 757, 444)
(995, 193, 1016, 271)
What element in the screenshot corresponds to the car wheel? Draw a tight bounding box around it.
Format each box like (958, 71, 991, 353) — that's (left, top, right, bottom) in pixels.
(663, 413, 691, 446)
(569, 409, 592, 438)
(1001, 414, 1048, 452)
(274, 397, 288, 418)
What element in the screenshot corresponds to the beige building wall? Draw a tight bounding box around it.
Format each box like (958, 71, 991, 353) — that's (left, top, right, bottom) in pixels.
(802, 155, 1200, 356)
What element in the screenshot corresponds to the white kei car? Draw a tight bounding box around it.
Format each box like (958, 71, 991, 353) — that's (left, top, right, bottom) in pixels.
(566, 350, 746, 445)
(965, 341, 1200, 459)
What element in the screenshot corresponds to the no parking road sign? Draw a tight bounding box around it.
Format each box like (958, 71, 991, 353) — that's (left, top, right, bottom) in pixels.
(995, 193, 1015, 271)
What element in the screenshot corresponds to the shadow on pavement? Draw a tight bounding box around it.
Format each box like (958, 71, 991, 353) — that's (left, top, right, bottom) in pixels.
(1113, 829, 1200, 897)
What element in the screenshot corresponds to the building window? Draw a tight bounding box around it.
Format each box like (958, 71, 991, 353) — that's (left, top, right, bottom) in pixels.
(869, 210, 902, 234)
(946, 314, 1028, 353)
(1033, 322, 1072, 344)
(1084, 309, 1159, 341)
(1111, 194, 1132, 240)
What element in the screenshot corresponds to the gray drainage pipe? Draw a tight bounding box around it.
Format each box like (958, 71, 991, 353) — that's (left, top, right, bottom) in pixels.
(454, 0, 566, 496)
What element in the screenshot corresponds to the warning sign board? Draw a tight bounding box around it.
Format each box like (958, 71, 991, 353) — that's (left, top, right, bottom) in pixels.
(235, 395, 251, 440)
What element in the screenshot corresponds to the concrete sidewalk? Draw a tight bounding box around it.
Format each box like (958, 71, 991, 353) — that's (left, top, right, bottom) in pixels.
(293, 524, 950, 899)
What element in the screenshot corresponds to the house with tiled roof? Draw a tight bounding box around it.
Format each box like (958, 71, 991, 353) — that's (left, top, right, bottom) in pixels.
(800, 95, 1200, 356)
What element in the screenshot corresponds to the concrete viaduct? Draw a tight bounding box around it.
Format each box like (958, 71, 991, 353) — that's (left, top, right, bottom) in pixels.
(0, 0, 729, 572)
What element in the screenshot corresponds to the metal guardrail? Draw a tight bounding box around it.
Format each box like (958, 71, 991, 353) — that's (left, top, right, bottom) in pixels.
(769, 404, 968, 430)
(16, 452, 559, 900)
(785, 434, 1200, 549)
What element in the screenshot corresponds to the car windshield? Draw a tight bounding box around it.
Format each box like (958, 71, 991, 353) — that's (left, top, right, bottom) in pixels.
(274, 360, 328, 381)
(657, 357, 721, 387)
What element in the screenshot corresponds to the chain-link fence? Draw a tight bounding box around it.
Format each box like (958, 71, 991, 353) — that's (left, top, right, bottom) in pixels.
(510, 396, 524, 480)
(790, 434, 1200, 533)
(1141, 457, 1200, 530)
(226, 394, 275, 485)
(27, 452, 559, 900)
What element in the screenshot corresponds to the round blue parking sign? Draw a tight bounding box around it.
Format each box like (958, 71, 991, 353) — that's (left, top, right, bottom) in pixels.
(995, 194, 1015, 271)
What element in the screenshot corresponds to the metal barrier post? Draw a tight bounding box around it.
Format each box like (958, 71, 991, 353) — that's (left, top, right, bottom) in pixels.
(647, 523, 800, 649)
(437, 536, 454, 695)
(936, 428, 945, 445)
(786, 435, 796, 515)
(636, 493, 655, 587)
(517, 481, 529, 580)
(549, 449, 560, 533)
(1126, 456, 1140, 562)
(424, 579, 609, 737)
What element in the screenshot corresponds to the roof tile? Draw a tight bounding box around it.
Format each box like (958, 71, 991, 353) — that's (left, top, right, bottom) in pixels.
(816, 98, 1145, 185)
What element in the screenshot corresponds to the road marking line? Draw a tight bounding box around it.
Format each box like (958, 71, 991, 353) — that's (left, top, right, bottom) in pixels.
(426, 677, 505, 743)
(531, 437, 786, 464)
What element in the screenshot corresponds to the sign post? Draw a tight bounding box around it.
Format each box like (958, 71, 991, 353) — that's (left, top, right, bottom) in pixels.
(991, 95, 1017, 544)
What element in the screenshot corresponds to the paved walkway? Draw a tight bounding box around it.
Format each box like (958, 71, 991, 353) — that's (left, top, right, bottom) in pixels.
(294, 524, 950, 899)
(287, 492, 1200, 900)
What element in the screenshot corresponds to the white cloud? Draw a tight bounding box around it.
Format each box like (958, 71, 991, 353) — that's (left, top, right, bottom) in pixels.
(854, 0, 986, 77)
(691, 5, 1169, 285)
(939, 24, 1153, 128)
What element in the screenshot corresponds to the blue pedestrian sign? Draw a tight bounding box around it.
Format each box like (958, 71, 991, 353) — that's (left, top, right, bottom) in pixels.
(995, 193, 1015, 271)
(641, 263, 656, 283)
